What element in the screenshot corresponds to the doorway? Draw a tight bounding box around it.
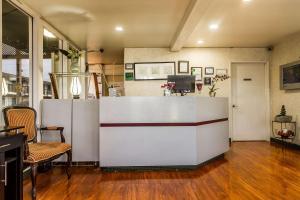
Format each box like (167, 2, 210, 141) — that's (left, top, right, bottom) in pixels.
(231, 62, 269, 141)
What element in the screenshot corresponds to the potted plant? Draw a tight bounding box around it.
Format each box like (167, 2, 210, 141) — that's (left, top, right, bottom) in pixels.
(208, 74, 230, 97)
(275, 105, 292, 122)
(59, 49, 82, 73)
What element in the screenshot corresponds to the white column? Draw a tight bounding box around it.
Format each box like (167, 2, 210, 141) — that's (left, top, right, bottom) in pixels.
(32, 17, 44, 123)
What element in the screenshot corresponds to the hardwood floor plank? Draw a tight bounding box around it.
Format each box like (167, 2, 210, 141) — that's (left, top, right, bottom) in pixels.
(23, 142, 300, 200)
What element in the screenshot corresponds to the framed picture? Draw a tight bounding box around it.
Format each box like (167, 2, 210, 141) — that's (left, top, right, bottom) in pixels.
(216, 69, 227, 76)
(125, 72, 134, 81)
(125, 63, 134, 70)
(178, 61, 189, 74)
(204, 77, 212, 85)
(134, 62, 176, 80)
(205, 67, 214, 75)
(191, 67, 202, 81)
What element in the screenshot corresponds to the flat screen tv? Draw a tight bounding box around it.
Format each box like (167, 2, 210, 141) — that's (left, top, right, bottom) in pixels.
(167, 75, 195, 95)
(280, 60, 300, 90)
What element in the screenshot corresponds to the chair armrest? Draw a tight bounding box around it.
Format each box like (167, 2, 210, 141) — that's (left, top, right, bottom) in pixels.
(23, 135, 29, 160)
(39, 126, 65, 143)
(40, 126, 64, 131)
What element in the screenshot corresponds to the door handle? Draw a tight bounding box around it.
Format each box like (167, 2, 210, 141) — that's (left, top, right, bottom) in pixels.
(1, 161, 7, 186)
(232, 104, 237, 108)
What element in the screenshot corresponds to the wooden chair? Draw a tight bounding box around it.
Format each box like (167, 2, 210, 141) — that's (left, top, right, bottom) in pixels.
(2, 106, 72, 200)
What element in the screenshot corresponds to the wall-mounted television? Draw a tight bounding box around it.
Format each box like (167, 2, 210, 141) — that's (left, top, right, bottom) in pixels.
(280, 60, 300, 90)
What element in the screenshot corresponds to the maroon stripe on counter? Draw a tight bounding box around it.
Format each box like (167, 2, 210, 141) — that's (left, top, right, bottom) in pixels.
(100, 118, 228, 127)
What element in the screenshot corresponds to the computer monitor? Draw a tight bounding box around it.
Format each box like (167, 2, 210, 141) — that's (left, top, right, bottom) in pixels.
(167, 75, 196, 95)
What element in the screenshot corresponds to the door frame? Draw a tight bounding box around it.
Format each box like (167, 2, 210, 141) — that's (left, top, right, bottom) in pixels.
(229, 61, 270, 141)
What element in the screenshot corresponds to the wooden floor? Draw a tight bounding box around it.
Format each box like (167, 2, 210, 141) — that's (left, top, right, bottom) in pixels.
(23, 142, 300, 200)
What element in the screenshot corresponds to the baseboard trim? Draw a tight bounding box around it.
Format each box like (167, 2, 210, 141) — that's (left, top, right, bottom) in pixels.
(101, 153, 225, 172)
(270, 137, 300, 150)
(52, 161, 99, 167)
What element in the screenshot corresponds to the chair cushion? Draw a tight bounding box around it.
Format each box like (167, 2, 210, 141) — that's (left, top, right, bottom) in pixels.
(25, 142, 71, 163)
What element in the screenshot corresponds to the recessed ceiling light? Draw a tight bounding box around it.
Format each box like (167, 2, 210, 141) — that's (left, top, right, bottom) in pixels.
(197, 40, 204, 44)
(115, 26, 124, 32)
(43, 29, 56, 38)
(209, 24, 219, 30)
(243, 0, 252, 2)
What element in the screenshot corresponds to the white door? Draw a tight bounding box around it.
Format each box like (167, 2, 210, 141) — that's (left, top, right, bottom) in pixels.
(232, 63, 268, 141)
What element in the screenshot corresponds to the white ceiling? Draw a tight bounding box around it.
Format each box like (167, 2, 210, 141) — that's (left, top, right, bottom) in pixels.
(22, 0, 300, 64)
(22, 0, 190, 64)
(185, 0, 300, 48)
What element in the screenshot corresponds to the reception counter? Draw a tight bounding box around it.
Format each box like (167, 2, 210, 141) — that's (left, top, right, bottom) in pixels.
(99, 96, 229, 168)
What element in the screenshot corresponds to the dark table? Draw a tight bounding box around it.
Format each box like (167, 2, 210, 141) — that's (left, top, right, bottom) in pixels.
(0, 126, 24, 200)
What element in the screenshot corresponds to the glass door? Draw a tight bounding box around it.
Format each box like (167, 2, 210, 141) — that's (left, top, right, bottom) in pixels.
(2, 0, 33, 107)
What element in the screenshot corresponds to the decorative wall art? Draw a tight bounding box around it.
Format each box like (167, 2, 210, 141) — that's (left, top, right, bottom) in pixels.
(134, 62, 176, 80)
(178, 61, 189, 74)
(125, 63, 134, 70)
(216, 69, 228, 76)
(204, 77, 212, 85)
(205, 67, 214, 75)
(191, 67, 203, 81)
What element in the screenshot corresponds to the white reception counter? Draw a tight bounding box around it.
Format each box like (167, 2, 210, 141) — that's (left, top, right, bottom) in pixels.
(99, 96, 229, 168)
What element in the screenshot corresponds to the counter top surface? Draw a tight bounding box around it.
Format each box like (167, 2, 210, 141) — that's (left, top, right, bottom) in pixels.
(100, 96, 228, 123)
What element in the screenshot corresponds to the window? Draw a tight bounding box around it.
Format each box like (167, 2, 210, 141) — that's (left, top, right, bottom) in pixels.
(2, 0, 32, 106)
(43, 28, 61, 99)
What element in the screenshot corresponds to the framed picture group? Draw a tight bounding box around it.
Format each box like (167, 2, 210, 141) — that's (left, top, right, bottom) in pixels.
(124, 61, 228, 84)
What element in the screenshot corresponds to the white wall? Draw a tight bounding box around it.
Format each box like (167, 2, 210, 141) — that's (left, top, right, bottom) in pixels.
(270, 32, 300, 140)
(124, 48, 270, 97)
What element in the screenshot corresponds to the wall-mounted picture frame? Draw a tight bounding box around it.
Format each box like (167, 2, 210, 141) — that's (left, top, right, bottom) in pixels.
(191, 67, 202, 81)
(125, 63, 134, 70)
(134, 62, 176, 80)
(205, 67, 214, 75)
(216, 69, 228, 76)
(125, 72, 134, 81)
(178, 61, 189, 74)
(204, 77, 212, 85)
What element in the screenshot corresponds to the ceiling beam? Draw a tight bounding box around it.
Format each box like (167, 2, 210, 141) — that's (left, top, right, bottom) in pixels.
(170, 0, 213, 52)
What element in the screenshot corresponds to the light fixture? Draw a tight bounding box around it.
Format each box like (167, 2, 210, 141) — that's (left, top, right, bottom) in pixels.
(197, 40, 204, 44)
(115, 26, 124, 32)
(70, 76, 82, 99)
(43, 29, 56, 38)
(2, 77, 8, 96)
(209, 23, 219, 31)
(243, 0, 252, 2)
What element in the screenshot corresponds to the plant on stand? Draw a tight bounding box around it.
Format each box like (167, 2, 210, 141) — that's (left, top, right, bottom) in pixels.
(59, 49, 82, 73)
(59, 49, 82, 99)
(275, 105, 292, 122)
(208, 74, 230, 97)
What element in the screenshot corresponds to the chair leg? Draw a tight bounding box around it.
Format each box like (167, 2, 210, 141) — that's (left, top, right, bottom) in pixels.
(66, 150, 72, 179)
(31, 164, 38, 200)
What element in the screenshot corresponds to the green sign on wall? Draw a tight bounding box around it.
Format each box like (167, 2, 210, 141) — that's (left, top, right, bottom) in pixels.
(125, 72, 134, 81)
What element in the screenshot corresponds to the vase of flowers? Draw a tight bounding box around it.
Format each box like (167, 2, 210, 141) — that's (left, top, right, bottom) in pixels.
(209, 74, 230, 97)
(161, 82, 176, 96)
